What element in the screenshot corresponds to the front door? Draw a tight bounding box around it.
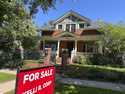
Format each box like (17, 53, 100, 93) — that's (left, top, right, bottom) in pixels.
(59, 41, 74, 57)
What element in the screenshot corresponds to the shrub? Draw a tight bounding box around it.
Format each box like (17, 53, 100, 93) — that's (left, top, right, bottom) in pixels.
(0, 51, 23, 69)
(88, 53, 123, 67)
(24, 49, 42, 60)
(73, 55, 90, 65)
(56, 64, 125, 84)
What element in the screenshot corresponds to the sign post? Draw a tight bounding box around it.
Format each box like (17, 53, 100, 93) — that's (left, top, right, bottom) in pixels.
(15, 66, 55, 94)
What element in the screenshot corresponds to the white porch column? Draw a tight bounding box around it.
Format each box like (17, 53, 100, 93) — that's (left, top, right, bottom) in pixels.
(64, 24, 66, 31)
(98, 41, 103, 54)
(98, 45, 103, 54)
(56, 40, 60, 58)
(75, 40, 77, 55)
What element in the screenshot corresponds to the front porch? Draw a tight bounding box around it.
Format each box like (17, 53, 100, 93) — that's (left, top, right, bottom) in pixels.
(39, 31, 102, 63)
(40, 39, 102, 58)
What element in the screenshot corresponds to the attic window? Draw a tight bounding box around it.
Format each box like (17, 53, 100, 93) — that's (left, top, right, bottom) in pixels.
(79, 23, 84, 28)
(58, 25, 62, 29)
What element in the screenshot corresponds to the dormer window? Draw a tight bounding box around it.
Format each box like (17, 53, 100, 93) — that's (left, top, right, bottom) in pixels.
(58, 25, 62, 29)
(79, 23, 85, 29)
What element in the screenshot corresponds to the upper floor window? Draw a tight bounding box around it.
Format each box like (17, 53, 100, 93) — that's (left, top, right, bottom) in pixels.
(66, 24, 76, 32)
(87, 23, 90, 27)
(58, 25, 62, 29)
(79, 23, 84, 29)
(66, 24, 70, 32)
(71, 24, 76, 32)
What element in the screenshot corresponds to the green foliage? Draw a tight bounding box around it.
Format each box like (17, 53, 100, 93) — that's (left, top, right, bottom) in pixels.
(24, 49, 41, 60)
(94, 21, 125, 66)
(73, 55, 89, 65)
(25, 0, 63, 15)
(0, 27, 16, 52)
(98, 21, 125, 55)
(0, 0, 37, 50)
(5, 84, 125, 94)
(0, 0, 37, 68)
(88, 53, 123, 67)
(22, 36, 39, 49)
(56, 64, 125, 84)
(55, 84, 124, 94)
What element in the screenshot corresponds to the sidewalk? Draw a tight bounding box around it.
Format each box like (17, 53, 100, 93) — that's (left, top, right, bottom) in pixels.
(0, 69, 16, 75)
(0, 69, 16, 94)
(0, 80, 15, 94)
(60, 78, 125, 92)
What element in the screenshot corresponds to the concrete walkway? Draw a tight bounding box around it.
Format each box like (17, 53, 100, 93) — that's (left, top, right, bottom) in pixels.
(0, 80, 16, 94)
(0, 69, 16, 94)
(60, 78, 125, 92)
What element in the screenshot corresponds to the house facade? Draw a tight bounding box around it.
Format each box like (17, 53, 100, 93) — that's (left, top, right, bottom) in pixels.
(39, 10, 103, 61)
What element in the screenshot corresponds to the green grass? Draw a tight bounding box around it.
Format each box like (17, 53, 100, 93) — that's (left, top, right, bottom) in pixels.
(5, 84, 124, 94)
(4, 90, 14, 94)
(55, 84, 125, 94)
(74, 64, 125, 73)
(0, 72, 16, 83)
(56, 64, 125, 84)
(23, 60, 39, 64)
(22, 60, 40, 69)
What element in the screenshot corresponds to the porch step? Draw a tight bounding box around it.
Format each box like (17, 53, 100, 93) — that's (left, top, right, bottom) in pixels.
(56, 57, 72, 64)
(56, 57, 62, 64)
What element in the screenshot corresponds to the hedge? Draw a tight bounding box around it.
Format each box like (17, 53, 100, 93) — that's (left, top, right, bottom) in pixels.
(56, 64, 125, 84)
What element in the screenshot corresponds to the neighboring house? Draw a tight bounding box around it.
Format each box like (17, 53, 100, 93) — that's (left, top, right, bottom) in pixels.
(38, 10, 103, 60)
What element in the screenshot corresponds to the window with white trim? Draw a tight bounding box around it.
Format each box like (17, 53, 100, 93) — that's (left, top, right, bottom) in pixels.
(58, 25, 62, 29)
(79, 23, 85, 29)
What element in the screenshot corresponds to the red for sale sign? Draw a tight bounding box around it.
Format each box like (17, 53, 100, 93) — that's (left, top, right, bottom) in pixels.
(15, 66, 55, 94)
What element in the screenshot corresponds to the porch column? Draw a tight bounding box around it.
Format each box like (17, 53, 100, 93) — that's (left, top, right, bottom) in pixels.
(75, 40, 77, 55)
(98, 41, 103, 54)
(98, 45, 103, 54)
(56, 40, 60, 58)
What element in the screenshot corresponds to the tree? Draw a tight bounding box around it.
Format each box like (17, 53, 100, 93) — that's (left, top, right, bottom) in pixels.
(0, 0, 37, 68)
(98, 22, 125, 54)
(24, 0, 63, 15)
(97, 21, 125, 65)
(0, 0, 63, 68)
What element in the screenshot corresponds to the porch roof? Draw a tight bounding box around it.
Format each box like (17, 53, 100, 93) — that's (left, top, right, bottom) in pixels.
(41, 29, 102, 41)
(41, 34, 102, 41)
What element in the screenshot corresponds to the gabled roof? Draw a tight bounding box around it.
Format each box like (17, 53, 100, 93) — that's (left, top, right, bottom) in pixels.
(53, 10, 91, 24)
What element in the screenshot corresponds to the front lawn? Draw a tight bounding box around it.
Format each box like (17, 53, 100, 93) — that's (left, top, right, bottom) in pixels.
(22, 60, 41, 69)
(56, 64, 125, 84)
(0, 72, 16, 83)
(5, 90, 14, 94)
(5, 84, 124, 94)
(56, 84, 124, 94)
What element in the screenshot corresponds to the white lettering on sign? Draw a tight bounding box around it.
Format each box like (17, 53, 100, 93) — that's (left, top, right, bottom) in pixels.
(23, 72, 39, 84)
(22, 80, 52, 94)
(43, 81, 52, 89)
(23, 69, 53, 84)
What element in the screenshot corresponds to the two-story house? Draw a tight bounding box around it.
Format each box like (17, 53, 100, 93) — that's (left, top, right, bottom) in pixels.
(38, 10, 103, 61)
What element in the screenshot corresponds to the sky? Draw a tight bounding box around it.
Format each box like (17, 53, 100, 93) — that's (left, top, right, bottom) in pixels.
(33, 0, 125, 28)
